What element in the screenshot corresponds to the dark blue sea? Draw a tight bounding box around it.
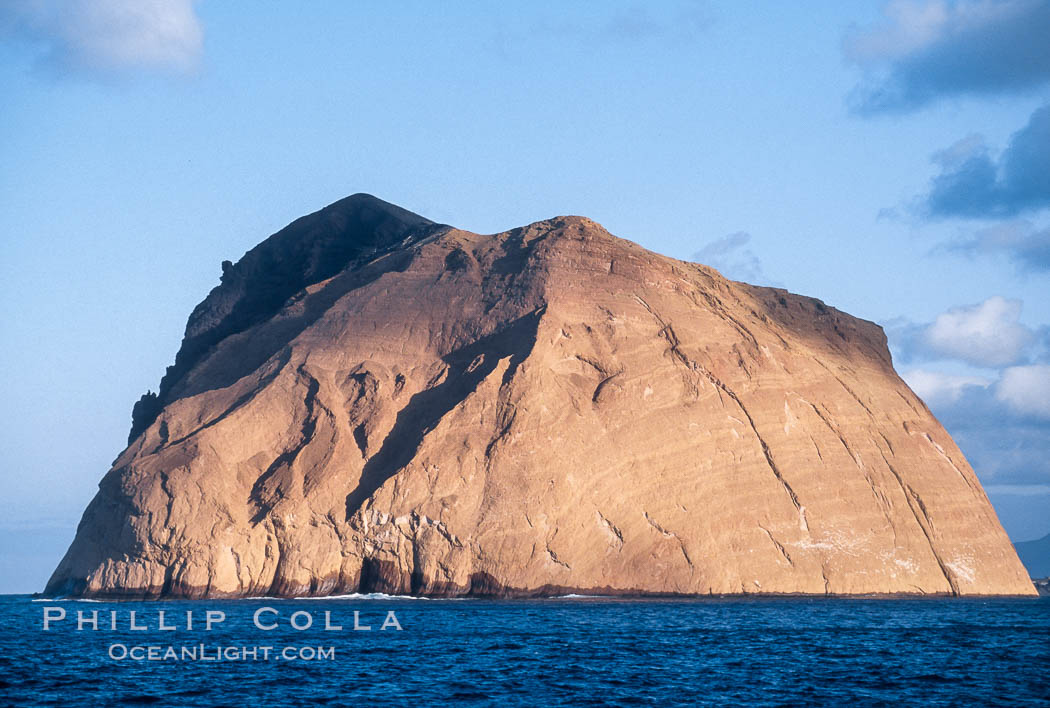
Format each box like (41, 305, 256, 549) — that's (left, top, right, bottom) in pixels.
(2, 594, 1048, 706)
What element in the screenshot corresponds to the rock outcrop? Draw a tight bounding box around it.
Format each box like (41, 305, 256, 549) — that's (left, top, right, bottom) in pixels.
(47, 194, 1036, 597)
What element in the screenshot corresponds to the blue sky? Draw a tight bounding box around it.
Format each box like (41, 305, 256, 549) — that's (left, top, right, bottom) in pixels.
(1, 1, 1048, 593)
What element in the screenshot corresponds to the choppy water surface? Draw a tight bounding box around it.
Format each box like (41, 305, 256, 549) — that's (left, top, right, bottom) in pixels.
(2, 595, 1048, 706)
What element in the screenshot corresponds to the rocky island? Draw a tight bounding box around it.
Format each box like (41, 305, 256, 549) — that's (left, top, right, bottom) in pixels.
(47, 194, 1036, 598)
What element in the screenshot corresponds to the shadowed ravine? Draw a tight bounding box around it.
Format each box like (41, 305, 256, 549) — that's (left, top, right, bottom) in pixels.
(345, 307, 545, 520)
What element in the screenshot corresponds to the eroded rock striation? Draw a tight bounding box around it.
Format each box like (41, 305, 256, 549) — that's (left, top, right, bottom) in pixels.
(48, 194, 1036, 597)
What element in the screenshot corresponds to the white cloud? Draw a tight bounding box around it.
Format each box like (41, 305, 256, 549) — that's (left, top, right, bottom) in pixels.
(996, 364, 1050, 418)
(903, 368, 990, 407)
(1, 0, 203, 76)
(902, 361, 1050, 517)
(924, 296, 1035, 367)
(887, 296, 1046, 369)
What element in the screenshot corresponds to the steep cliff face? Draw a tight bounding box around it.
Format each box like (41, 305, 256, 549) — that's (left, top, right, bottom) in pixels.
(48, 195, 1036, 597)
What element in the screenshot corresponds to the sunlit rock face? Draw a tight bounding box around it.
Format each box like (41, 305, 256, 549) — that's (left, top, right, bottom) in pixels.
(47, 194, 1036, 598)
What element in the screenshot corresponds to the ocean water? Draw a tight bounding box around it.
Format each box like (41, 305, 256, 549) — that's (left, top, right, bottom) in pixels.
(2, 594, 1048, 706)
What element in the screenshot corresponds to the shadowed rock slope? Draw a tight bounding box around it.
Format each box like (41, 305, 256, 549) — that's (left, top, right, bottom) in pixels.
(48, 195, 1036, 597)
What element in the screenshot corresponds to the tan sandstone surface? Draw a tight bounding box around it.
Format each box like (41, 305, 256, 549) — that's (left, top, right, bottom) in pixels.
(47, 194, 1036, 597)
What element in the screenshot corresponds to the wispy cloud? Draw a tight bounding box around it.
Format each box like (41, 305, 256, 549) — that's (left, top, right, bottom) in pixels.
(0, 0, 203, 77)
(691, 232, 774, 285)
(844, 0, 1050, 114)
(491, 1, 713, 56)
(938, 219, 1050, 272)
(983, 483, 1050, 496)
(600, 1, 714, 41)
